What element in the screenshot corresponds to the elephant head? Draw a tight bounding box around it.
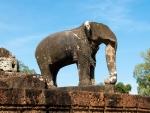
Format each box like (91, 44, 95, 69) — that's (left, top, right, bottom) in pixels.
(84, 21, 117, 84)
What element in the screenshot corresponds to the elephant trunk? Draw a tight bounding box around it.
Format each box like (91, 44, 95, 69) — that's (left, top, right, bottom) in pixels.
(105, 40, 117, 84)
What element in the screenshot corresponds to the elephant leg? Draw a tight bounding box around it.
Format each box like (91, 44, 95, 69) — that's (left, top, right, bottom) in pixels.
(105, 43, 117, 84)
(50, 66, 60, 87)
(39, 63, 55, 88)
(90, 65, 95, 85)
(77, 57, 92, 86)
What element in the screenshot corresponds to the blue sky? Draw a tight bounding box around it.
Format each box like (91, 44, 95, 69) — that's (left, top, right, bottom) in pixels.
(0, 0, 150, 94)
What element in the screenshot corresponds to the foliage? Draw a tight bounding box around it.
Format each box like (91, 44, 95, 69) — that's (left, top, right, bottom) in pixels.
(115, 82, 132, 93)
(134, 49, 150, 96)
(98, 82, 132, 93)
(18, 60, 36, 74)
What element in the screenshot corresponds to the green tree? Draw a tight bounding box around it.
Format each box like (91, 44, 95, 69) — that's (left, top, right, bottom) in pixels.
(18, 61, 36, 74)
(98, 82, 132, 93)
(134, 49, 150, 96)
(115, 82, 132, 93)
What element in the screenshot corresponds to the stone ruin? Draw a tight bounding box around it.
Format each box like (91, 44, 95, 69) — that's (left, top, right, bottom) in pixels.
(0, 48, 46, 89)
(0, 48, 149, 113)
(0, 48, 18, 72)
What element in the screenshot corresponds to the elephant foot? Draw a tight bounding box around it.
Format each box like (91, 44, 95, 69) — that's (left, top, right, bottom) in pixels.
(46, 80, 57, 89)
(104, 75, 117, 84)
(91, 79, 95, 85)
(79, 79, 92, 86)
(47, 84, 57, 89)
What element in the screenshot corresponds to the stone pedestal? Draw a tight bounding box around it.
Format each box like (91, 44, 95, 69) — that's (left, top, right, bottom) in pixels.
(104, 84, 115, 93)
(0, 86, 149, 113)
(0, 72, 149, 113)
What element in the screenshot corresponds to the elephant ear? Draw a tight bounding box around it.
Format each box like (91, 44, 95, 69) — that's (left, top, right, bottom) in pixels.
(84, 21, 92, 40)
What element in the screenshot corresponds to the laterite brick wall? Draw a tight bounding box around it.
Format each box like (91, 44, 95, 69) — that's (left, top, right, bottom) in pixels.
(0, 87, 149, 113)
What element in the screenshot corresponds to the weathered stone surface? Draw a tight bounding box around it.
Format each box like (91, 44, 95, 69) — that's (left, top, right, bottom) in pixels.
(0, 72, 149, 113)
(56, 85, 104, 92)
(35, 21, 118, 88)
(0, 87, 149, 113)
(121, 94, 138, 108)
(104, 84, 115, 93)
(0, 48, 11, 57)
(138, 95, 150, 109)
(0, 72, 46, 89)
(0, 48, 18, 72)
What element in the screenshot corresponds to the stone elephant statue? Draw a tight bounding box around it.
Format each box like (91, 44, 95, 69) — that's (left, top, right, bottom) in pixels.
(35, 21, 117, 88)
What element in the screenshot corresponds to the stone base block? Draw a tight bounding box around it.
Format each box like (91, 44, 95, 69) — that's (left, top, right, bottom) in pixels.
(0, 86, 150, 113)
